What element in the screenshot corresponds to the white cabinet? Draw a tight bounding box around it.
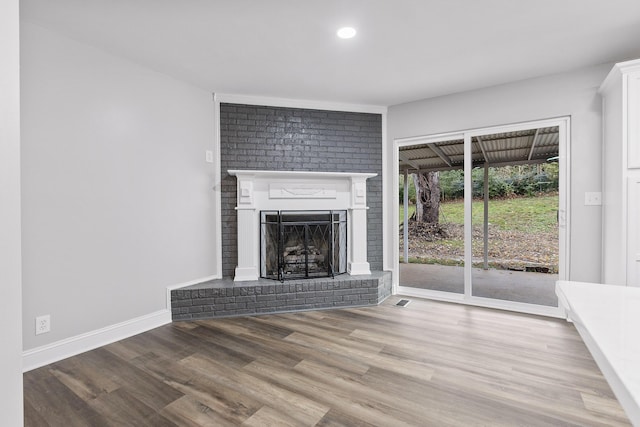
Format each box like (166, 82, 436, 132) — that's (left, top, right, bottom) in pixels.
(599, 59, 640, 286)
(629, 178, 640, 285)
(628, 74, 640, 169)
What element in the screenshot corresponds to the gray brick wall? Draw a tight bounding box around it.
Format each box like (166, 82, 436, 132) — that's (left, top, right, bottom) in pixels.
(220, 103, 383, 278)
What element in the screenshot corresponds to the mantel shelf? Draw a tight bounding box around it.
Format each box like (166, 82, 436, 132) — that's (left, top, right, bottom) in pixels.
(228, 169, 377, 180)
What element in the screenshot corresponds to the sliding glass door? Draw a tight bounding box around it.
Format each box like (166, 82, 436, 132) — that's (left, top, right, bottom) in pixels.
(398, 137, 465, 296)
(469, 130, 560, 307)
(395, 118, 569, 317)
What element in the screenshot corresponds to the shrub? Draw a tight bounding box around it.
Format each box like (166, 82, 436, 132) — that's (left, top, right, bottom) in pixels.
(400, 163, 558, 203)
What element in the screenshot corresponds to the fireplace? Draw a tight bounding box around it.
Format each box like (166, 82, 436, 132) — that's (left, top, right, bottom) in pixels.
(261, 210, 347, 280)
(228, 170, 376, 282)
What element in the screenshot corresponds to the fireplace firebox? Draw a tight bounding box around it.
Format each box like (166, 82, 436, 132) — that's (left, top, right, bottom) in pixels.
(261, 210, 347, 280)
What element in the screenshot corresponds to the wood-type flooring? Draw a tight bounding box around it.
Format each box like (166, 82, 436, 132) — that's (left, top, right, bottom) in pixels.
(24, 297, 631, 426)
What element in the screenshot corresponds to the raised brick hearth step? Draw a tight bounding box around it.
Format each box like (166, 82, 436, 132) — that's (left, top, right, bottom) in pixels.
(171, 271, 391, 320)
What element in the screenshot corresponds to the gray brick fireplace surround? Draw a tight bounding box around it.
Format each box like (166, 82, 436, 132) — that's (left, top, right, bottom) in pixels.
(171, 103, 390, 320)
(220, 103, 383, 276)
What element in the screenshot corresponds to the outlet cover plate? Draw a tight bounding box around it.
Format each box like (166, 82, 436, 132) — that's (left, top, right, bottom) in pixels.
(35, 315, 50, 335)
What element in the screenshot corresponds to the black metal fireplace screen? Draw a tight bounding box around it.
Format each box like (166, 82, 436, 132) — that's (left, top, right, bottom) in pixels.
(260, 210, 347, 280)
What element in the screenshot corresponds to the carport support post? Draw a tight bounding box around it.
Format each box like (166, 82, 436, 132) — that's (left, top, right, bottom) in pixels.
(403, 169, 409, 263)
(483, 163, 489, 270)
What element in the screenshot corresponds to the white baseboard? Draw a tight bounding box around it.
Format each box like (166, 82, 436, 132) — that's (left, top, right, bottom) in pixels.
(23, 274, 220, 372)
(22, 309, 171, 372)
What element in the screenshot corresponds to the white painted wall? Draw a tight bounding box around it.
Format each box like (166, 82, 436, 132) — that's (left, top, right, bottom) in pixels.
(0, 0, 24, 424)
(20, 23, 217, 351)
(387, 63, 611, 283)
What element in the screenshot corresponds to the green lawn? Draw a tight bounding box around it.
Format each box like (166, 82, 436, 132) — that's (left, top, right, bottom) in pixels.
(401, 194, 558, 233)
(399, 205, 415, 224)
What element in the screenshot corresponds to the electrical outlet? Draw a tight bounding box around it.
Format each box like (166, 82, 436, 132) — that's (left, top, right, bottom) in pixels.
(205, 150, 214, 163)
(585, 192, 602, 206)
(35, 315, 50, 335)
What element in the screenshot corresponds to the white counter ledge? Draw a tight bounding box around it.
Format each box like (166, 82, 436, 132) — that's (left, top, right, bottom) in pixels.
(556, 281, 640, 425)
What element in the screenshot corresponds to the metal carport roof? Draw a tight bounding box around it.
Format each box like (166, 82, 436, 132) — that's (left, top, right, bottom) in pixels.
(399, 126, 559, 173)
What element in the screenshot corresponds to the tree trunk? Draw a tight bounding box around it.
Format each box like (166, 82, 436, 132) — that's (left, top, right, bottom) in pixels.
(412, 171, 440, 224)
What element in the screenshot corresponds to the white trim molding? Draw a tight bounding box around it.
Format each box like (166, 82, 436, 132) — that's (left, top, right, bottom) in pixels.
(23, 310, 171, 372)
(397, 287, 564, 318)
(212, 94, 223, 280)
(23, 274, 218, 372)
(214, 93, 387, 115)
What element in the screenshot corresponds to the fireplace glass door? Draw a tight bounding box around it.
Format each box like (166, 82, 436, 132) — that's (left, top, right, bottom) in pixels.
(261, 210, 347, 280)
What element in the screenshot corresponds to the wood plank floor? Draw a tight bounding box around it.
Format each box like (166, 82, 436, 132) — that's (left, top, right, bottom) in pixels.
(24, 297, 631, 426)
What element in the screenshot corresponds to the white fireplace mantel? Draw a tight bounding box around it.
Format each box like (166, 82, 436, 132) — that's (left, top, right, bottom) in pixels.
(228, 169, 377, 281)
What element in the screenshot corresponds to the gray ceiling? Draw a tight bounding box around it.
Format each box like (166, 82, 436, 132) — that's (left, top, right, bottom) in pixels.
(399, 127, 559, 173)
(20, 0, 640, 106)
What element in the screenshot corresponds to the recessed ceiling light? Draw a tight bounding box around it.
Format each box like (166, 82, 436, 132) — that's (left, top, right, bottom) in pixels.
(337, 27, 357, 39)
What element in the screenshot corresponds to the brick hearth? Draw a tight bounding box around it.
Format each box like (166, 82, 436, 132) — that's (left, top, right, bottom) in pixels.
(171, 271, 391, 320)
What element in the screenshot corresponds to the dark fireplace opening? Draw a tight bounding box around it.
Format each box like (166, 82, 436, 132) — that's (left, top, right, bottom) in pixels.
(261, 210, 347, 280)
